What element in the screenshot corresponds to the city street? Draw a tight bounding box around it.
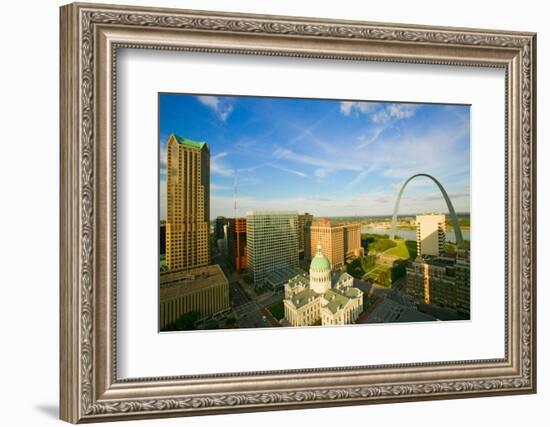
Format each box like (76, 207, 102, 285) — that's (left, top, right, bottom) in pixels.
(227, 280, 277, 329)
(229, 280, 249, 308)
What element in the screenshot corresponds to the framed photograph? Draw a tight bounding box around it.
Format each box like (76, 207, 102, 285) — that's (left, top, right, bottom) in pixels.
(60, 2, 537, 423)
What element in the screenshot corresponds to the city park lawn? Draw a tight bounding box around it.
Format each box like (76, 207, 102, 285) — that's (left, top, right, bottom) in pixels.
(347, 255, 376, 279)
(361, 233, 416, 258)
(383, 239, 417, 259)
(348, 256, 394, 286)
(267, 300, 285, 321)
(363, 264, 393, 286)
(347, 235, 416, 286)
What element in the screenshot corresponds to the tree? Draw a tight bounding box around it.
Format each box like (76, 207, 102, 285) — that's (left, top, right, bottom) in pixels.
(162, 311, 201, 331)
(363, 294, 377, 311)
(225, 317, 237, 327)
(377, 270, 391, 287)
(445, 243, 457, 257)
(365, 255, 376, 269)
(391, 261, 407, 282)
(405, 240, 418, 258)
(348, 255, 378, 279)
(205, 320, 219, 330)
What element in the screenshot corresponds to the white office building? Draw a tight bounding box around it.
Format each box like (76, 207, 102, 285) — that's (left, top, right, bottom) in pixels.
(246, 211, 299, 287)
(416, 213, 446, 256)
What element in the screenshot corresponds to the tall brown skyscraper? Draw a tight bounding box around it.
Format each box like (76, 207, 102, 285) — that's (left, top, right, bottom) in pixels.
(343, 223, 362, 260)
(165, 134, 210, 271)
(226, 217, 248, 273)
(307, 219, 363, 269)
(308, 219, 345, 270)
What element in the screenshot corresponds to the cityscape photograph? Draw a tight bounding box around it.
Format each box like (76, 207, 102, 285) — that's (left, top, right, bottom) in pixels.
(158, 93, 471, 332)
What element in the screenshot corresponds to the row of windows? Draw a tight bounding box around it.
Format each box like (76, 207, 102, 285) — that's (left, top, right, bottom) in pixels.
(160, 288, 229, 328)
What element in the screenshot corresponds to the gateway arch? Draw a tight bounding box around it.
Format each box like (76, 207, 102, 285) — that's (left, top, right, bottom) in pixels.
(389, 173, 464, 247)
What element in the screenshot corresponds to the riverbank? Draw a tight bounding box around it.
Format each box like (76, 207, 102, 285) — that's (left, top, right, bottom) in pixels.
(362, 227, 470, 244)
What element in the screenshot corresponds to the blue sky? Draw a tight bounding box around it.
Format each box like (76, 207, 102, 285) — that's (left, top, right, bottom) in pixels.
(159, 94, 470, 220)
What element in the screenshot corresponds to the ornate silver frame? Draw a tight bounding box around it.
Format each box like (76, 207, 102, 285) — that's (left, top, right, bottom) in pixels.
(59, 2, 537, 423)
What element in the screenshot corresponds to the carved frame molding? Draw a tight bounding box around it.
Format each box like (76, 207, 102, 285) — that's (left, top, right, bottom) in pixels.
(60, 2, 536, 423)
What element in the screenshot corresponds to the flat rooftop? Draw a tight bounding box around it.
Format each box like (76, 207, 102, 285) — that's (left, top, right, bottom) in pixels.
(160, 264, 228, 299)
(410, 256, 456, 268)
(246, 211, 299, 216)
(265, 267, 304, 286)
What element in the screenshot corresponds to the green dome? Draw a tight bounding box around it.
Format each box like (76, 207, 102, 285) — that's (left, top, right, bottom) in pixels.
(310, 244, 331, 272)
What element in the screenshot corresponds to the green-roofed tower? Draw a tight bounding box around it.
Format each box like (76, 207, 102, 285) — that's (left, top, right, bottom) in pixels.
(172, 134, 207, 150)
(309, 243, 331, 294)
(310, 242, 332, 272)
(165, 133, 210, 271)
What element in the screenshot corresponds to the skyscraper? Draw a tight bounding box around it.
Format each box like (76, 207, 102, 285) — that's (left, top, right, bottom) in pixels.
(226, 217, 248, 273)
(406, 257, 456, 306)
(405, 250, 470, 319)
(455, 248, 471, 317)
(343, 223, 362, 261)
(298, 213, 313, 259)
(165, 134, 210, 271)
(214, 216, 229, 240)
(246, 211, 299, 287)
(306, 219, 363, 268)
(416, 214, 446, 257)
(308, 218, 345, 269)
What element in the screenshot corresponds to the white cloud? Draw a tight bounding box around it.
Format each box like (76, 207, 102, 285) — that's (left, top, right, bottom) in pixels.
(211, 190, 468, 218)
(196, 95, 220, 111)
(346, 167, 374, 189)
(159, 140, 167, 172)
(210, 151, 235, 177)
(211, 183, 232, 191)
(372, 110, 389, 123)
(272, 107, 468, 199)
(339, 101, 354, 115)
(212, 151, 228, 160)
(197, 100, 470, 218)
(211, 161, 233, 177)
(340, 101, 418, 126)
(268, 163, 308, 178)
(196, 96, 234, 122)
(288, 111, 333, 145)
(373, 103, 418, 123)
(356, 126, 386, 149)
(418, 191, 470, 202)
(210, 181, 470, 218)
(387, 104, 417, 119)
(314, 169, 328, 178)
(273, 147, 361, 172)
(339, 101, 376, 116)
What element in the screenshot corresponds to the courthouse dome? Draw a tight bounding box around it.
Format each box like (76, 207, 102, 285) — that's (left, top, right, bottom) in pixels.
(310, 243, 331, 272)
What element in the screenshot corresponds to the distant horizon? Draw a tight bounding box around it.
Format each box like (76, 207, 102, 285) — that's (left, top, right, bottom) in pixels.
(157, 211, 471, 224)
(159, 94, 470, 221)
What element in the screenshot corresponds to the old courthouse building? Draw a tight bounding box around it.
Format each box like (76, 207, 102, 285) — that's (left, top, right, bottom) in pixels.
(283, 243, 364, 326)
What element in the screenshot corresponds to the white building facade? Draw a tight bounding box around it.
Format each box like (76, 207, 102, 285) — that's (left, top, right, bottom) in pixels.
(246, 211, 299, 287)
(416, 213, 446, 256)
